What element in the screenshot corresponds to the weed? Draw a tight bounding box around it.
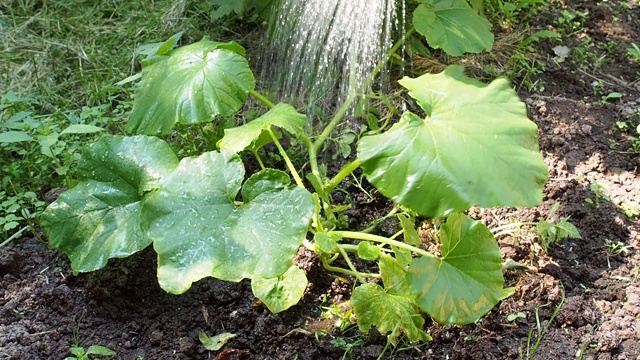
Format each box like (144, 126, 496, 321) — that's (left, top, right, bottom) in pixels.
(619, 200, 640, 219)
(64, 345, 116, 360)
(604, 239, 630, 269)
(523, 293, 565, 359)
(585, 174, 610, 208)
(628, 43, 640, 62)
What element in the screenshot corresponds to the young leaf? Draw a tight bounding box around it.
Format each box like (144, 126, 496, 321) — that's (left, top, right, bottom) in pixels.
(357, 242, 380, 260)
(407, 213, 503, 325)
(85, 345, 116, 356)
(0, 131, 33, 143)
(142, 158, 314, 294)
(126, 40, 255, 135)
(218, 103, 305, 153)
(379, 253, 411, 295)
(413, 0, 493, 56)
(251, 265, 308, 313)
(397, 214, 421, 246)
(352, 283, 431, 345)
(357, 66, 547, 217)
(40, 136, 178, 273)
(199, 332, 236, 351)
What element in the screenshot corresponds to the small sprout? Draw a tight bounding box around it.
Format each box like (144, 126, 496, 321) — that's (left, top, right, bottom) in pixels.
(507, 312, 526, 322)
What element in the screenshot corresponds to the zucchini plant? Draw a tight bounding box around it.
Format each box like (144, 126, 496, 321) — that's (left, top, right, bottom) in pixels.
(40, 1, 547, 345)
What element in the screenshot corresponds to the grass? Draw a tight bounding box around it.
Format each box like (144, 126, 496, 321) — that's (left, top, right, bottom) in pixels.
(0, 0, 239, 241)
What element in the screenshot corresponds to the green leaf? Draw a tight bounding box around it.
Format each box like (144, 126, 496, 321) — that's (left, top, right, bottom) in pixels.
(251, 265, 308, 313)
(407, 213, 503, 325)
(156, 31, 184, 56)
(218, 103, 305, 153)
(76, 135, 180, 192)
(413, 0, 493, 56)
(40, 136, 178, 273)
(397, 214, 421, 246)
(314, 232, 339, 253)
(199, 332, 236, 351)
(357, 242, 380, 260)
(85, 345, 116, 356)
(60, 124, 104, 135)
(357, 66, 547, 217)
(352, 283, 430, 345)
(142, 157, 314, 294)
(126, 40, 255, 135)
(209, 0, 248, 19)
(69, 347, 85, 356)
(0, 131, 33, 143)
(379, 253, 411, 295)
(537, 218, 581, 243)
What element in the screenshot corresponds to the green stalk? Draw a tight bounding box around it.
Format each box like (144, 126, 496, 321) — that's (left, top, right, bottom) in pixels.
(321, 256, 381, 279)
(337, 245, 366, 283)
(330, 230, 433, 258)
(249, 89, 275, 109)
(324, 159, 361, 194)
(309, 26, 416, 178)
(0, 226, 29, 248)
(267, 128, 304, 188)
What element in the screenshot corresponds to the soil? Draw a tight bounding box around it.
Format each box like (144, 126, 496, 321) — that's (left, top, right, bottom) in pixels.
(2, 1, 640, 359)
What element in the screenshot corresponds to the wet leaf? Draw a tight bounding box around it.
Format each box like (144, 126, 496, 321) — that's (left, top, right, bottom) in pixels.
(126, 40, 255, 135)
(218, 103, 305, 153)
(142, 158, 314, 294)
(40, 135, 178, 273)
(357, 66, 547, 217)
(407, 213, 503, 324)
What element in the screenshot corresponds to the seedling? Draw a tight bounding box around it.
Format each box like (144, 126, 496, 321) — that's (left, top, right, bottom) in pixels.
(64, 345, 115, 360)
(619, 201, 640, 219)
(507, 311, 526, 321)
(628, 43, 640, 62)
(585, 177, 610, 208)
(524, 295, 565, 360)
(604, 239, 630, 269)
(492, 202, 581, 251)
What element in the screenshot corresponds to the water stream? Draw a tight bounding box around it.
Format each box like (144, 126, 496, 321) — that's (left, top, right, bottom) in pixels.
(265, 0, 403, 126)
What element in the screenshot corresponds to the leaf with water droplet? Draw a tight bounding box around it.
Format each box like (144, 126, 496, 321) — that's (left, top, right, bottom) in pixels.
(357, 66, 547, 216)
(142, 154, 314, 294)
(126, 40, 255, 135)
(40, 135, 179, 273)
(218, 103, 305, 153)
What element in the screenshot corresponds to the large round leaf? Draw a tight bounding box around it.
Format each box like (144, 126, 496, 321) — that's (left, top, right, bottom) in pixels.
(40, 135, 179, 273)
(357, 66, 547, 217)
(125, 40, 256, 135)
(141, 153, 314, 294)
(413, 0, 493, 56)
(407, 213, 503, 325)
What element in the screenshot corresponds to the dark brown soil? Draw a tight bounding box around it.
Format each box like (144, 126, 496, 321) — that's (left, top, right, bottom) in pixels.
(2, 1, 640, 359)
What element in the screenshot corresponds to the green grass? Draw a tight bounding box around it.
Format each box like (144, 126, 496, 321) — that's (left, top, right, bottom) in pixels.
(0, 0, 240, 242)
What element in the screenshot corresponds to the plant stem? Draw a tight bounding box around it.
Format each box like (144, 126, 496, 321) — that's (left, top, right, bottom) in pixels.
(331, 230, 432, 258)
(337, 245, 367, 283)
(249, 89, 275, 109)
(267, 128, 304, 188)
(361, 206, 399, 233)
(324, 159, 361, 194)
(321, 257, 381, 279)
(0, 226, 29, 248)
(309, 26, 416, 178)
(251, 150, 266, 170)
